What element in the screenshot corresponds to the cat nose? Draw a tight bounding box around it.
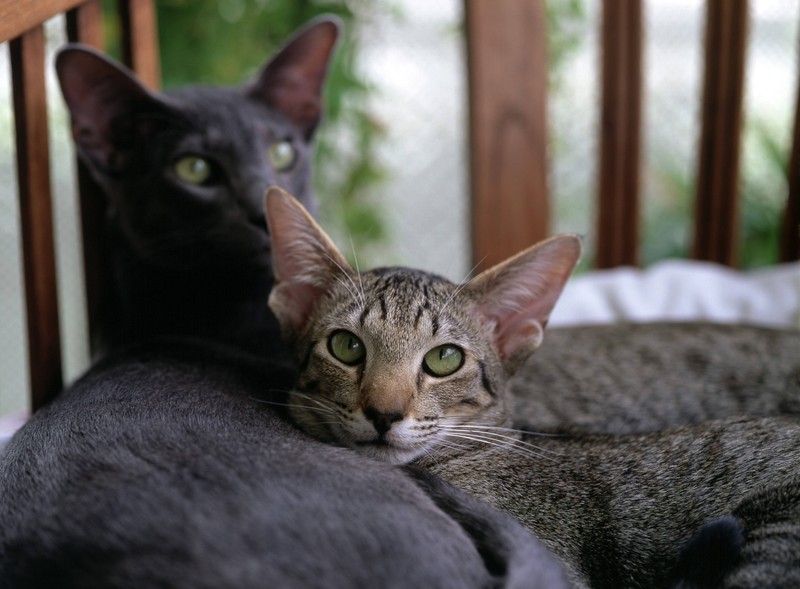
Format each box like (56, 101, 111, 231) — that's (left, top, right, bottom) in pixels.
(363, 406, 403, 436)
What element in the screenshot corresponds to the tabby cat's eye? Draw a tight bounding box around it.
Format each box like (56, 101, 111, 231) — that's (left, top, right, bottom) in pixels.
(268, 140, 296, 171)
(328, 330, 366, 365)
(423, 345, 464, 377)
(174, 156, 212, 185)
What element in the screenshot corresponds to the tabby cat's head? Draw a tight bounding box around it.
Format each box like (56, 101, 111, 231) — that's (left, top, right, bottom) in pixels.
(266, 187, 581, 464)
(56, 18, 339, 268)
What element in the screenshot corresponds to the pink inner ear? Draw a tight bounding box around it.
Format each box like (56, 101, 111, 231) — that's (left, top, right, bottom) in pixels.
(472, 235, 582, 362)
(264, 69, 321, 128)
(270, 282, 323, 333)
(495, 318, 545, 360)
(265, 187, 354, 336)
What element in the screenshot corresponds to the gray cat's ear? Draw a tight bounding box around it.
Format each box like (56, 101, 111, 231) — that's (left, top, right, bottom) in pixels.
(56, 44, 170, 170)
(247, 16, 341, 139)
(469, 235, 582, 371)
(265, 186, 353, 336)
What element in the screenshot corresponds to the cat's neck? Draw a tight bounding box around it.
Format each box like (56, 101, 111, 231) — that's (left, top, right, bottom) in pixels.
(99, 222, 282, 358)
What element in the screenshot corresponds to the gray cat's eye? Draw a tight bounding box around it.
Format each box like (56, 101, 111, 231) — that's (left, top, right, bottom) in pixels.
(268, 140, 296, 171)
(423, 345, 464, 377)
(328, 330, 366, 365)
(174, 155, 212, 185)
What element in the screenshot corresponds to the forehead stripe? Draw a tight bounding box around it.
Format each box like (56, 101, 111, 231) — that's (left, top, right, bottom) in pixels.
(478, 360, 497, 398)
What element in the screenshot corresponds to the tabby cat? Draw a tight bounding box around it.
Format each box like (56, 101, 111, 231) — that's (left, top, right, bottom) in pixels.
(266, 186, 800, 589)
(55, 17, 338, 356)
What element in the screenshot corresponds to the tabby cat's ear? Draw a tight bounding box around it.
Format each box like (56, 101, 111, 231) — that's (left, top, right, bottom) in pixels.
(469, 235, 582, 371)
(265, 186, 353, 336)
(247, 16, 341, 139)
(56, 44, 170, 171)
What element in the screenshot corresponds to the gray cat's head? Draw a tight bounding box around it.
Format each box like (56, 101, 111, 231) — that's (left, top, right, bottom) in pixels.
(55, 18, 339, 268)
(265, 187, 582, 464)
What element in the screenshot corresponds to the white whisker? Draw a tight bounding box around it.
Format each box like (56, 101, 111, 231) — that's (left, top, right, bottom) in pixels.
(323, 250, 365, 308)
(438, 257, 486, 316)
(349, 235, 367, 306)
(442, 430, 558, 462)
(443, 425, 564, 456)
(444, 424, 563, 438)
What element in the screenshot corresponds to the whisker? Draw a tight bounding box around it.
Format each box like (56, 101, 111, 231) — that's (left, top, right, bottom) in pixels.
(442, 431, 558, 462)
(268, 390, 346, 421)
(444, 424, 564, 439)
(348, 235, 367, 306)
(333, 273, 361, 307)
(250, 397, 339, 417)
(324, 250, 365, 308)
(438, 257, 486, 316)
(443, 425, 564, 457)
(439, 416, 564, 449)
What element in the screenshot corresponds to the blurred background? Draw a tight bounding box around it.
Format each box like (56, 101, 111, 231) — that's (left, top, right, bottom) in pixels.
(1, 0, 798, 415)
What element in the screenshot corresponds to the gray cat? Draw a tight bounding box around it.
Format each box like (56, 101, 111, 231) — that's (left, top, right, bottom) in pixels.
(265, 186, 800, 588)
(3, 24, 575, 587)
(55, 17, 338, 357)
(0, 337, 570, 588)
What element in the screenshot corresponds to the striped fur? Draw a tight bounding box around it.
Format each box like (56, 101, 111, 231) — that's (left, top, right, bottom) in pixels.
(265, 187, 800, 589)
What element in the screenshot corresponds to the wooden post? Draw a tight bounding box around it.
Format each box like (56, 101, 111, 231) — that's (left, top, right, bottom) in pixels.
(595, 0, 643, 268)
(10, 26, 63, 409)
(781, 10, 800, 262)
(693, 0, 748, 266)
(465, 0, 550, 272)
(119, 0, 161, 89)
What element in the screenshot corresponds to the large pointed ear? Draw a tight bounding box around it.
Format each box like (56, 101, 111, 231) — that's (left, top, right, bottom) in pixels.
(55, 44, 171, 171)
(265, 186, 353, 338)
(468, 235, 582, 372)
(246, 16, 341, 138)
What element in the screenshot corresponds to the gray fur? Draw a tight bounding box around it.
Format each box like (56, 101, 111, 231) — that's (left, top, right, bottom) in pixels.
(511, 322, 800, 434)
(3, 26, 572, 587)
(0, 339, 569, 588)
(54, 17, 339, 356)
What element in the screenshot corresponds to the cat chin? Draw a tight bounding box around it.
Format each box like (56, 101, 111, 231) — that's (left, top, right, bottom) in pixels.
(351, 442, 426, 465)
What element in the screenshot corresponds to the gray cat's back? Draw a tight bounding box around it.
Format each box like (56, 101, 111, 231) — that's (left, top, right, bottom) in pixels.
(0, 339, 567, 589)
(512, 322, 800, 434)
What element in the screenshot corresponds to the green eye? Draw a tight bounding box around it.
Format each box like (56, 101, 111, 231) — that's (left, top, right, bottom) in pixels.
(423, 345, 464, 377)
(174, 156, 212, 185)
(328, 330, 366, 365)
(268, 140, 296, 171)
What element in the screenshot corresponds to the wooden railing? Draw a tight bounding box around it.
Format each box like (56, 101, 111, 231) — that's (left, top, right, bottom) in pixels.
(465, 0, 800, 271)
(2, 0, 159, 411)
(5, 0, 800, 414)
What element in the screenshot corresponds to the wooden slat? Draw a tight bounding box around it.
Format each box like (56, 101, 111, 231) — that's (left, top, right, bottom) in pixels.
(10, 26, 63, 409)
(66, 0, 103, 48)
(0, 0, 85, 42)
(118, 0, 161, 89)
(595, 0, 643, 268)
(693, 0, 748, 266)
(781, 25, 800, 262)
(67, 0, 113, 356)
(465, 0, 549, 272)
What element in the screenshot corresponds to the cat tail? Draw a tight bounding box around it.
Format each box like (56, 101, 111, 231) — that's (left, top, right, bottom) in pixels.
(402, 467, 573, 589)
(669, 515, 744, 589)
